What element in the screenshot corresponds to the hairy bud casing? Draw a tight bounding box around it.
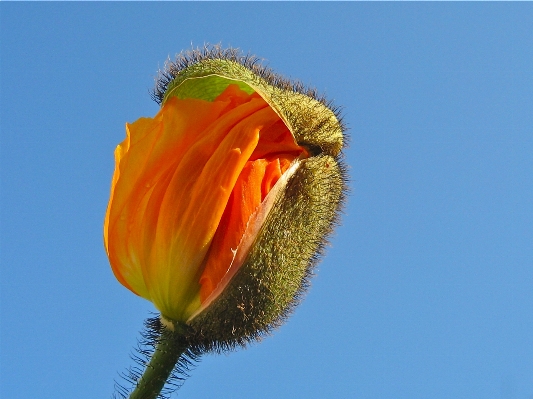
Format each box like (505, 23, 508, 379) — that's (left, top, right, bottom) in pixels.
(105, 46, 347, 352)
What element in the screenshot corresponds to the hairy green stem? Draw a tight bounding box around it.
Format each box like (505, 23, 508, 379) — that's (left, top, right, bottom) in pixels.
(129, 324, 188, 399)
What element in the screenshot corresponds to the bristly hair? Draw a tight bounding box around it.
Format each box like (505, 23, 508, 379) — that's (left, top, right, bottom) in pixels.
(112, 316, 202, 399)
(151, 44, 347, 141)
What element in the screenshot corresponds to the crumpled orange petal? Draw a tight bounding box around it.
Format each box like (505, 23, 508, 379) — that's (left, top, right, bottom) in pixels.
(104, 84, 306, 321)
(198, 121, 301, 302)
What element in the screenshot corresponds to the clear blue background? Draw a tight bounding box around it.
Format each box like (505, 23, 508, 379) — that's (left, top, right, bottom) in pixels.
(1, 3, 532, 399)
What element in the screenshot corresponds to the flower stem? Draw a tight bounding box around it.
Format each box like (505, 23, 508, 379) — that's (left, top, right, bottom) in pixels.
(129, 323, 188, 399)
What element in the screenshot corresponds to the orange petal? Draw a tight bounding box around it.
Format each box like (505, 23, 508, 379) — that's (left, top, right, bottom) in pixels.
(147, 103, 284, 319)
(198, 119, 305, 302)
(105, 83, 308, 321)
(105, 96, 231, 299)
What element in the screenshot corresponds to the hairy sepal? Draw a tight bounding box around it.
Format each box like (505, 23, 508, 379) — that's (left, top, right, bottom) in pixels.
(186, 154, 345, 352)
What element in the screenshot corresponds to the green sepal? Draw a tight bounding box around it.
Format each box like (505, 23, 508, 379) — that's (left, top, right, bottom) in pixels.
(165, 75, 254, 102)
(161, 57, 344, 157)
(187, 155, 345, 350)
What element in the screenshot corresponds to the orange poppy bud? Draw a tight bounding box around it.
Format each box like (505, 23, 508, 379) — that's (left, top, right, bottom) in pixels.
(104, 46, 346, 349)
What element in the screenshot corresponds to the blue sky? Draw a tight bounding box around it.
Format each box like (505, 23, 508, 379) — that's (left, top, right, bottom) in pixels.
(1, 3, 532, 399)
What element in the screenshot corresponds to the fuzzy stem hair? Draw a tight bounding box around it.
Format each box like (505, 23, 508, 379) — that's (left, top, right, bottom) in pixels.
(114, 317, 200, 399)
(128, 333, 186, 399)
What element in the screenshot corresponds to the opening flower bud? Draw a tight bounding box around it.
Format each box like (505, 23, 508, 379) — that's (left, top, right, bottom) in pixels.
(104, 47, 346, 349)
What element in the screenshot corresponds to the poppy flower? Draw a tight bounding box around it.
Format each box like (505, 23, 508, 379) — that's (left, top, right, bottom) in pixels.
(104, 47, 346, 348)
